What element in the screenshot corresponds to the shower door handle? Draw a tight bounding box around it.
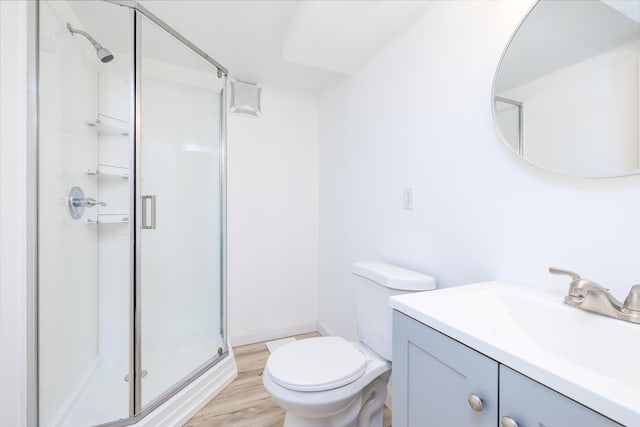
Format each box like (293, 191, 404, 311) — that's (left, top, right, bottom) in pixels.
(141, 195, 156, 229)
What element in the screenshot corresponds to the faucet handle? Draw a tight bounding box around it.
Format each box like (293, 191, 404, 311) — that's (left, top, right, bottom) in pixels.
(549, 267, 609, 300)
(623, 285, 640, 313)
(549, 267, 581, 280)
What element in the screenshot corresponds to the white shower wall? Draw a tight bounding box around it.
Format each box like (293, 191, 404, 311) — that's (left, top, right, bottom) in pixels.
(96, 61, 131, 360)
(38, 2, 100, 424)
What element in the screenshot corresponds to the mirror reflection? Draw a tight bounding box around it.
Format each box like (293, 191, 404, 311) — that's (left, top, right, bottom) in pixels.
(494, 0, 640, 177)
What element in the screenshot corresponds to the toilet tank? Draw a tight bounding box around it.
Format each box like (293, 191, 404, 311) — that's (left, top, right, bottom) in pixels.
(352, 261, 436, 361)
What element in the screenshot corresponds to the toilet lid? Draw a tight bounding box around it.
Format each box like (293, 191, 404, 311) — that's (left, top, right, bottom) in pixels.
(266, 337, 367, 392)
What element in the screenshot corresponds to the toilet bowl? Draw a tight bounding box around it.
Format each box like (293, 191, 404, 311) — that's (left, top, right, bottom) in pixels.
(263, 338, 390, 427)
(262, 261, 436, 427)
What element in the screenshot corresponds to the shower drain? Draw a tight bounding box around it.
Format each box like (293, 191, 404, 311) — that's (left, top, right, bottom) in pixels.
(124, 370, 148, 382)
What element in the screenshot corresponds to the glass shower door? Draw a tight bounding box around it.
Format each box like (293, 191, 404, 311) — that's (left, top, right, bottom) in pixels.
(137, 14, 227, 408)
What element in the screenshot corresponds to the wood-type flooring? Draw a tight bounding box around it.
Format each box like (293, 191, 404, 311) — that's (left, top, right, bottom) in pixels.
(184, 332, 391, 426)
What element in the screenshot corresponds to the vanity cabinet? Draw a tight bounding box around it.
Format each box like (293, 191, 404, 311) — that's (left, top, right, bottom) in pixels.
(499, 365, 622, 427)
(392, 311, 623, 427)
(392, 310, 498, 426)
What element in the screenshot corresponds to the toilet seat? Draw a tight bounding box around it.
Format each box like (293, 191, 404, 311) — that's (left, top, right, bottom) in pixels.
(266, 337, 367, 392)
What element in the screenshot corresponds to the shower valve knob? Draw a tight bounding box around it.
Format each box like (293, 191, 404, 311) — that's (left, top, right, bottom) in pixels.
(82, 197, 107, 207)
(67, 186, 106, 219)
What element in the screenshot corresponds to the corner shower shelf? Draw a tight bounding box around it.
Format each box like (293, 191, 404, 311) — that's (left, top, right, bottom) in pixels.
(86, 214, 129, 225)
(86, 163, 129, 179)
(86, 113, 129, 136)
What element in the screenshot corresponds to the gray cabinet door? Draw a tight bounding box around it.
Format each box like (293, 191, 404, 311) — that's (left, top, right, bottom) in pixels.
(392, 311, 498, 427)
(499, 366, 623, 427)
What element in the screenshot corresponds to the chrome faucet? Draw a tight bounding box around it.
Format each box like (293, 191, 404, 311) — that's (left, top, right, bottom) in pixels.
(549, 267, 640, 324)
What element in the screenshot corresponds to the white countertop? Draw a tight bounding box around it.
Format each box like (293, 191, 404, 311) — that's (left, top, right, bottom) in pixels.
(390, 281, 640, 426)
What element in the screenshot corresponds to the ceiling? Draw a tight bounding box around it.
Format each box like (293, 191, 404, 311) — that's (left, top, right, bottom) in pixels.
(69, 0, 426, 92)
(136, 0, 427, 92)
(281, 1, 428, 75)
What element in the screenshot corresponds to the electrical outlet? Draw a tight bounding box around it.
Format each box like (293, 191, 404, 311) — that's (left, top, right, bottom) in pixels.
(403, 187, 414, 210)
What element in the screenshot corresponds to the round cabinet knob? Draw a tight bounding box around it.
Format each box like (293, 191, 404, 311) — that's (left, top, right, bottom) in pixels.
(502, 416, 520, 427)
(467, 393, 483, 412)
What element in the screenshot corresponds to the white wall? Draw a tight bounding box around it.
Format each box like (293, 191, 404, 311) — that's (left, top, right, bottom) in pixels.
(501, 40, 640, 177)
(0, 2, 28, 426)
(227, 84, 319, 346)
(318, 0, 640, 340)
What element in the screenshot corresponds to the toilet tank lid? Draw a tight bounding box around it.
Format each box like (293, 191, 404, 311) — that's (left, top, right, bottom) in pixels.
(352, 261, 436, 291)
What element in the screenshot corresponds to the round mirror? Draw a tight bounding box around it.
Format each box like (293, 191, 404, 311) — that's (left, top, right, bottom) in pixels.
(493, 0, 640, 177)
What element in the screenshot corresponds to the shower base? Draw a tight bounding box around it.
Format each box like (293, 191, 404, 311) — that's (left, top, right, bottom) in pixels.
(51, 336, 225, 427)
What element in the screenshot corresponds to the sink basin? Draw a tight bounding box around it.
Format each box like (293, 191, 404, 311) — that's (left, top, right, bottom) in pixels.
(498, 287, 640, 389)
(389, 281, 640, 426)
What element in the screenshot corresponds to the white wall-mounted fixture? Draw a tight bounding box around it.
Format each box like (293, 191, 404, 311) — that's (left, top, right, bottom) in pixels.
(403, 187, 414, 210)
(230, 78, 261, 117)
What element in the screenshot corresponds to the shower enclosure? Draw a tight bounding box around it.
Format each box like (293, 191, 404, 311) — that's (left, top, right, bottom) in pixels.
(36, 1, 229, 425)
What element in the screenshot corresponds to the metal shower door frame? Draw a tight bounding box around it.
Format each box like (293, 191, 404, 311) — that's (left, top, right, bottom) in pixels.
(29, 1, 230, 426)
(129, 2, 230, 422)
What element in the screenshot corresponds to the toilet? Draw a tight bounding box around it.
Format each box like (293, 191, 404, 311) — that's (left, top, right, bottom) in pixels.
(263, 261, 436, 427)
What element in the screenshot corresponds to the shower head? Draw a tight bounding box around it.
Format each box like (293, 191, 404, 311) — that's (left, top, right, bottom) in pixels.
(67, 23, 114, 63)
(96, 47, 114, 63)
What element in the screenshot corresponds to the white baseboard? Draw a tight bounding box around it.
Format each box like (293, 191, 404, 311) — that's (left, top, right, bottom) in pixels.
(135, 351, 238, 427)
(230, 322, 318, 347)
(317, 323, 336, 337)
